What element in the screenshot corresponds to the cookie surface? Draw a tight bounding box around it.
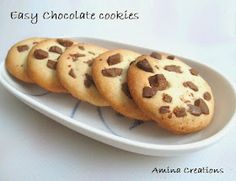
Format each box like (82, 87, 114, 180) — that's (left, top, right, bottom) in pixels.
(92, 49, 150, 120)
(27, 38, 77, 92)
(128, 53, 214, 134)
(6, 37, 45, 83)
(57, 43, 109, 106)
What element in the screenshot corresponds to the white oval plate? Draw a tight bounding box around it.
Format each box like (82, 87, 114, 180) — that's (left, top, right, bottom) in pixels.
(1, 37, 236, 156)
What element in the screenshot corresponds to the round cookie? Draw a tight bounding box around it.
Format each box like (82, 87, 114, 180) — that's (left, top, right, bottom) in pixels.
(92, 49, 150, 120)
(6, 37, 45, 83)
(57, 43, 109, 106)
(127, 52, 214, 134)
(27, 38, 77, 92)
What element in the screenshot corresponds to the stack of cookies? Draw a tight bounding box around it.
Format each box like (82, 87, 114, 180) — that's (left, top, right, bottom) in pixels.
(6, 37, 214, 134)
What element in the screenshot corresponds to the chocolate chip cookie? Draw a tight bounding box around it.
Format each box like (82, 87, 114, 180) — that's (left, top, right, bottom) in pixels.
(57, 43, 109, 106)
(6, 37, 45, 83)
(27, 38, 77, 92)
(127, 53, 214, 134)
(92, 49, 150, 120)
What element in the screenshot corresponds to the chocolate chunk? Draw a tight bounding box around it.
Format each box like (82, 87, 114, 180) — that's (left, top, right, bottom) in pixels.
(34, 49, 48, 59)
(85, 73, 93, 83)
(194, 98, 209, 114)
(203, 92, 211, 101)
(101, 68, 123, 77)
(142, 86, 157, 98)
(49, 46, 62, 54)
(189, 68, 199, 76)
(164, 65, 182, 73)
(159, 106, 170, 114)
(167, 55, 175, 60)
(150, 52, 162, 60)
(69, 68, 76, 78)
(162, 93, 172, 103)
(47, 60, 57, 70)
(107, 53, 121, 65)
(78, 45, 85, 50)
(148, 74, 168, 90)
(57, 39, 73, 47)
(188, 104, 201, 116)
(83, 59, 93, 67)
(17, 45, 29, 52)
(136, 59, 154, 73)
(122, 82, 132, 99)
(183, 81, 198, 91)
(88, 51, 96, 55)
(84, 73, 94, 88)
(70, 53, 85, 58)
(70, 53, 85, 61)
(173, 107, 187, 117)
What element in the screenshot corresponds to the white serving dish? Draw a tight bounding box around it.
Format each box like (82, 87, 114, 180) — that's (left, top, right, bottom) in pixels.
(0, 37, 235, 156)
